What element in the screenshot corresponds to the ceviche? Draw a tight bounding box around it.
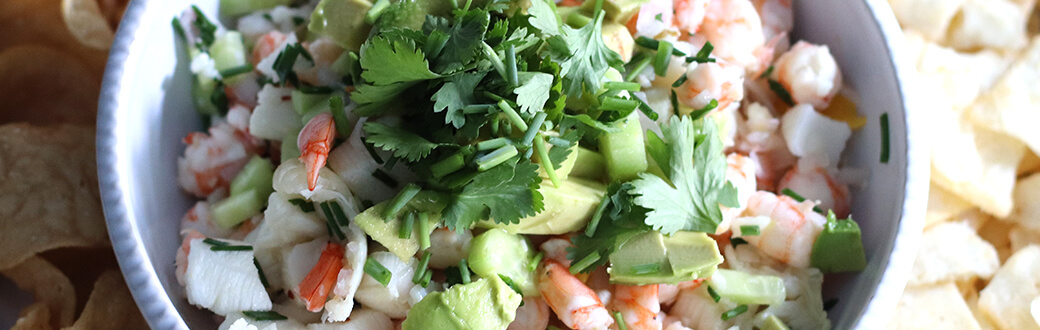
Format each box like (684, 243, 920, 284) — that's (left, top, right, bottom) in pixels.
(171, 0, 868, 328)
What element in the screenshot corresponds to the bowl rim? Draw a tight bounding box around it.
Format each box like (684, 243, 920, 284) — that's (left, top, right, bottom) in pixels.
(96, 0, 928, 328)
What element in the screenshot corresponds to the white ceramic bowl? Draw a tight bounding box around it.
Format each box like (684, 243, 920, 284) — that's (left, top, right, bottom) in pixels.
(98, 0, 928, 328)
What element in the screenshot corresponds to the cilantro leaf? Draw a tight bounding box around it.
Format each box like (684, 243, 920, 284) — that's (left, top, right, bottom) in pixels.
(433, 10, 490, 73)
(552, 13, 624, 99)
(547, 130, 580, 170)
(514, 72, 553, 114)
(432, 71, 488, 128)
(351, 82, 416, 116)
(568, 182, 651, 273)
(527, 0, 560, 36)
(441, 157, 543, 230)
(630, 116, 738, 234)
(360, 35, 440, 85)
(363, 122, 447, 162)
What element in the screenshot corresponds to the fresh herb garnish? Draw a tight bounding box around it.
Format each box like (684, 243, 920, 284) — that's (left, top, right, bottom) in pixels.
(739, 225, 761, 236)
(288, 198, 315, 213)
(768, 79, 795, 106)
(614, 311, 629, 330)
(242, 311, 287, 321)
(780, 188, 824, 213)
(364, 258, 393, 286)
(880, 112, 890, 163)
(253, 258, 270, 289)
(707, 285, 721, 302)
(721, 305, 748, 320)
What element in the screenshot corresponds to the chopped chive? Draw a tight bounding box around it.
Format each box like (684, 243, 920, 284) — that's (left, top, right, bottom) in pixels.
(759, 65, 775, 79)
(585, 192, 612, 237)
(529, 252, 544, 271)
(325, 219, 345, 240)
(418, 212, 431, 250)
(291, 16, 305, 26)
(210, 245, 253, 251)
(505, 45, 519, 87)
(360, 138, 384, 164)
(689, 99, 718, 120)
(569, 251, 600, 274)
(780, 188, 824, 213)
(365, 0, 391, 23)
(420, 268, 433, 287)
(218, 64, 253, 78)
(670, 89, 680, 113)
(382, 183, 421, 220)
(631, 263, 661, 275)
(459, 259, 471, 284)
(614, 311, 628, 330)
(320, 202, 346, 239)
(599, 97, 640, 112)
(625, 56, 652, 82)
(739, 225, 761, 236)
(547, 136, 571, 147)
(383, 156, 398, 170)
(534, 134, 560, 187)
(684, 56, 716, 63)
(364, 258, 393, 286)
(637, 99, 660, 121)
(880, 113, 890, 164)
(654, 13, 663, 21)
(521, 112, 548, 146)
(604, 81, 641, 92)
(463, 104, 494, 114)
(654, 41, 674, 76)
(672, 74, 688, 88)
(707, 285, 721, 302)
(329, 96, 351, 139)
(372, 168, 399, 187)
(413, 250, 432, 284)
(695, 41, 714, 59)
(203, 238, 229, 246)
(431, 152, 466, 178)
(633, 36, 686, 56)
(399, 212, 415, 239)
(768, 79, 795, 106)
(497, 100, 528, 131)
(242, 311, 288, 321)
(254, 257, 270, 289)
(476, 145, 519, 171)
(171, 17, 187, 42)
(497, 274, 522, 294)
(721, 305, 748, 321)
(730, 237, 748, 248)
(297, 85, 333, 94)
(482, 42, 508, 82)
(329, 201, 350, 227)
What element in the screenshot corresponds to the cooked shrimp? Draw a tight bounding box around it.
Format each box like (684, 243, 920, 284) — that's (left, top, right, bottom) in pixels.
(298, 112, 337, 191)
(252, 30, 288, 66)
(295, 242, 344, 312)
(738, 191, 826, 268)
(676, 61, 744, 113)
(427, 228, 473, 269)
(695, 0, 767, 74)
(777, 159, 851, 217)
(612, 285, 663, 330)
(674, 0, 710, 35)
(538, 260, 615, 330)
(769, 41, 842, 109)
(735, 103, 796, 191)
(540, 237, 574, 267)
(175, 229, 206, 286)
(751, 0, 793, 54)
(298, 37, 345, 86)
(177, 122, 263, 198)
(717, 153, 757, 234)
(507, 297, 551, 330)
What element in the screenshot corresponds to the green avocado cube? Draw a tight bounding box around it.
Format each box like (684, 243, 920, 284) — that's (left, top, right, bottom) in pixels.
(609, 231, 722, 285)
(355, 191, 445, 261)
(402, 276, 522, 330)
(810, 211, 867, 273)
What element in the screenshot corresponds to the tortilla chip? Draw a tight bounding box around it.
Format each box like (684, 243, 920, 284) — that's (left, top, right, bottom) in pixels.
(1020, 150, 1040, 177)
(888, 0, 966, 41)
(0, 0, 108, 78)
(977, 217, 1015, 262)
(914, 41, 1009, 111)
(968, 37, 1040, 155)
(909, 222, 1000, 286)
(12, 303, 53, 330)
(966, 292, 1001, 330)
(64, 269, 148, 330)
(1, 256, 76, 328)
(0, 46, 100, 126)
(926, 183, 974, 227)
(40, 247, 120, 314)
(979, 245, 1040, 330)
(1008, 173, 1040, 233)
(932, 116, 1025, 218)
(888, 282, 982, 330)
(1009, 227, 1040, 253)
(61, 0, 114, 50)
(946, 0, 1030, 51)
(0, 124, 107, 270)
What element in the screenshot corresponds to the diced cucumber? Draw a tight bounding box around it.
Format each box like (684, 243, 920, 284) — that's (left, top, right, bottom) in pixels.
(209, 31, 249, 84)
(220, 0, 293, 17)
(291, 90, 333, 116)
(230, 156, 275, 206)
(599, 111, 648, 181)
(708, 269, 786, 306)
(761, 315, 791, 330)
(468, 229, 538, 296)
(192, 75, 222, 116)
(211, 190, 264, 229)
(568, 147, 606, 180)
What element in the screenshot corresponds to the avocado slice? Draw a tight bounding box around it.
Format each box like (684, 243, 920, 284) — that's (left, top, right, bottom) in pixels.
(480, 178, 605, 235)
(468, 229, 539, 296)
(609, 231, 723, 285)
(354, 191, 445, 261)
(402, 276, 522, 330)
(309, 0, 374, 52)
(579, 0, 649, 24)
(810, 211, 867, 273)
(569, 147, 606, 181)
(374, 0, 454, 31)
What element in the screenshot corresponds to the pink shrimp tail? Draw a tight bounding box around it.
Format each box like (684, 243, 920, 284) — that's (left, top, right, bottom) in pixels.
(298, 113, 336, 191)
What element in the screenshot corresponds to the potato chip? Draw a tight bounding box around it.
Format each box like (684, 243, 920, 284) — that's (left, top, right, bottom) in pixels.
(1, 256, 76, 328)
(966, 292, 1000, 330)
(909, 222, 1000, 286)
(926, 183, 974, 227)
(0, 124, 107, 270)
(968, 37, 1040, 155)
(61, 0, 114, 50)
(979, 245, 1040, 330)
(946, 0, 1030, 51)
(1009, 227, 1040, 253)
(1033, 296, 1040, 327)
(12, 303, 52, 330)
(888, 0, 966, 41)
(0, 46, 100, 126)
(1008, 173, 1040, 233)
(0, 0, 108, 78)
(1020, 150, 1040, 176)
(888, 282, 982, 330)
(64, 269, 148, 329)
(977, 216, 1014, 259)
(932, 116, 1025, 218)
(914, 41, 1009, 111)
